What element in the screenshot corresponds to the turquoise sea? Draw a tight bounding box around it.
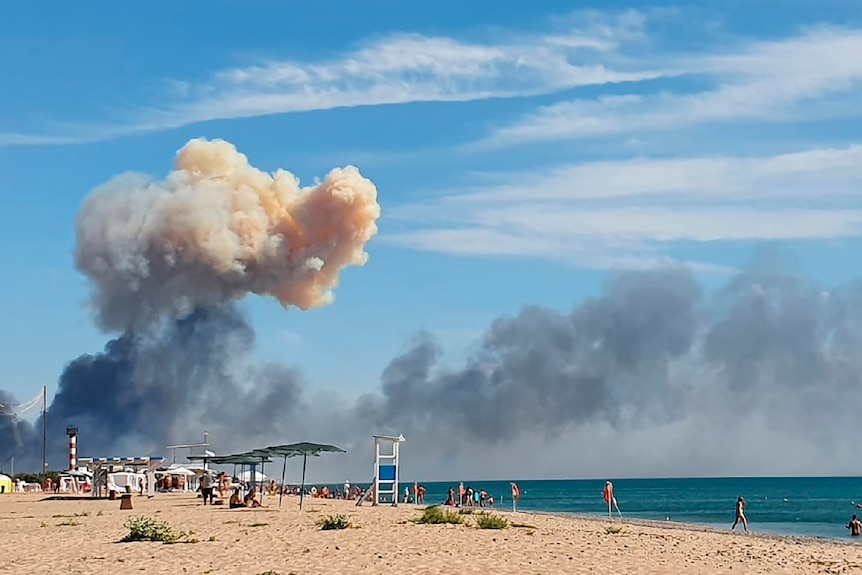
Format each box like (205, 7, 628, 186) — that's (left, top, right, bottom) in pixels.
(408, 477, 862, 541)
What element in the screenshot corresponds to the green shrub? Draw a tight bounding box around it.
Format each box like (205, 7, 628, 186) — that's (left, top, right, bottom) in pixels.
(317, 514, 350, 530)
(120, 516, 188, 544)
(605, 525, 624, 535)
(458, 508, 473, 515)
(475, 513, 508, 529)
(414, 506, 464, 525)
(57, 518, 82, 526)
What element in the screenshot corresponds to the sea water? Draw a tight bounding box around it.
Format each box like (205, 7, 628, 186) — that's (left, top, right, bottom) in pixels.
(409, 477, 862, 541)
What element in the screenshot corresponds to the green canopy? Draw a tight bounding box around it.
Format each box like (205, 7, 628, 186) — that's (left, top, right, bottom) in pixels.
(256, 442, 347, 509)
(207, 453, 273, 465)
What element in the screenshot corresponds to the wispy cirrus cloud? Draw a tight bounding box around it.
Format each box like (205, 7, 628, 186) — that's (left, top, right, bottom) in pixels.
(482, 27, 862, 147)
(383, 145, 862, 269)
(0, 10, 664, 147)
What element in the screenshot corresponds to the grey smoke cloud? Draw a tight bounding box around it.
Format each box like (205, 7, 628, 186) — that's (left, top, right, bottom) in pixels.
(2, 138, 860, 480)
(3, 264, 862, 480)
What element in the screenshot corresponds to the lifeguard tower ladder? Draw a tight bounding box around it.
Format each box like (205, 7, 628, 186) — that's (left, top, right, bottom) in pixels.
(372, 434, 405, 506)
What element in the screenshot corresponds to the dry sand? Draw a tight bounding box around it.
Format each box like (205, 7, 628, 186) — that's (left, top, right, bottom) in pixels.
(2, 492, 862, 574)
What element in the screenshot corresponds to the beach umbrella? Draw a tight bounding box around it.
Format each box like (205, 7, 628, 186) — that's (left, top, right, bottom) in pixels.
(258, 442, 347, 509)
(208, 452, 273, 496)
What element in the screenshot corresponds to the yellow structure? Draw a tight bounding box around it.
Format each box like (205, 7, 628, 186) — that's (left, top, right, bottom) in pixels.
(0, 474, 12, 494)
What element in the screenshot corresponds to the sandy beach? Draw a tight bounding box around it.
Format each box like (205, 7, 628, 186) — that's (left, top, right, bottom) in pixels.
(2, 492, 862, 574)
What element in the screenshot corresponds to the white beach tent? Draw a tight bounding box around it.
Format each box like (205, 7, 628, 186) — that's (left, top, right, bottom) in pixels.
(107, 472, 145, 494)
(238, 470, 267, 482)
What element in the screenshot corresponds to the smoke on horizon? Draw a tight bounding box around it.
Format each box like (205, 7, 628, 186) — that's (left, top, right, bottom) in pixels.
(5, 264, 862, 480)
(2, 138, 861, 481)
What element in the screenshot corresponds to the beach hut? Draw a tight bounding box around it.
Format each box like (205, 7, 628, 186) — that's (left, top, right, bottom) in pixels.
(0, 474, 12, 494)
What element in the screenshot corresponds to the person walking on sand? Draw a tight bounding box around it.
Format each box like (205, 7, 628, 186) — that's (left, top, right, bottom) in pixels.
(731, 495, 748, 532)
(847, 514, 862, 536)
(200, 470, 214, 505)
(511, 482, 521, 512)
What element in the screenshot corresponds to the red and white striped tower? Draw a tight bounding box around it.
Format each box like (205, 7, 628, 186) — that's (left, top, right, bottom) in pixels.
(66, 427, 78, 471)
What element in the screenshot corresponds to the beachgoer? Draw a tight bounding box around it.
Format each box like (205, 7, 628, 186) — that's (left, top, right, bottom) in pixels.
(848, 515, 862, 536)
(244, 488, 262, 507)
(511, 482, 520, 512)
(229, 488, 244, 509)
(344, 480, 350, 500)
(418, 485, 426, 504)
(731, 496, 748, 532)
(446, 486, 456, 506)
(200, 471, 214, 505)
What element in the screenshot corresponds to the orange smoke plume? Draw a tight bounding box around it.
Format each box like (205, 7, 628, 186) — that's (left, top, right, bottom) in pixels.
(75, 138, 381, 330)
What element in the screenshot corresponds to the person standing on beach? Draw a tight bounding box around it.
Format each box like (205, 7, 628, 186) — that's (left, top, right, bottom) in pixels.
(511, 482, 520, 512)
(200, 470, 214, 505)
(847, 515, 862, 536)
(731, 496, 748, 532)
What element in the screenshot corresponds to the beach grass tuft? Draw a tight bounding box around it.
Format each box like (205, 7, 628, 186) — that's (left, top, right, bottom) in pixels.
(57, 518, 82, 527)
(317, 514, 350, 530)
(605, 525, 624, 535)
(475, 513, 508, 529)
(120, 516, 191, 544)
(415, 506, 464, 525)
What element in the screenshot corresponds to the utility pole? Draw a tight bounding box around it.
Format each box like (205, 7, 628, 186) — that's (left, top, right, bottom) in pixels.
(41, 386, 47, 475)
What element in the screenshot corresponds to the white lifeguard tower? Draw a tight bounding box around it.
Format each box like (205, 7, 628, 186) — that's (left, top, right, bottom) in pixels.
(372, 434, 405, 506)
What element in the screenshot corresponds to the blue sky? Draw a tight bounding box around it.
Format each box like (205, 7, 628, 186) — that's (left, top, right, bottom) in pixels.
(2, 0, 862, 408)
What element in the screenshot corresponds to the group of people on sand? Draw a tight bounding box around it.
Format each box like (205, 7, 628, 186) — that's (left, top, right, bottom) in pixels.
(444, 482, 495, 508)
(402, 482, 427, 504)
(198, 470, 262, 508)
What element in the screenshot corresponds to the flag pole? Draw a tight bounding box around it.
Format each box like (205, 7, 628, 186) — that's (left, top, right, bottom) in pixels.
(41, 386, 47, 474)
(299, 453, 308, 510)
(279, 455, 288, 508)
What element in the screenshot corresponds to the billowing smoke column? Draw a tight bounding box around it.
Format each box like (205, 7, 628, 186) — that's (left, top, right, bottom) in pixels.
(352, 266, 862, 478)
(0, 138, 380, 470)
(1, 137, 861, 478)
(76, 137, 380, 331)
(3, 254, 862, 478)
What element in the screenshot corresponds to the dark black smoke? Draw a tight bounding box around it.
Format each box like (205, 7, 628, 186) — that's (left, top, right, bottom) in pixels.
(3, 265, 862, 479)
(1, 305, 305, 471)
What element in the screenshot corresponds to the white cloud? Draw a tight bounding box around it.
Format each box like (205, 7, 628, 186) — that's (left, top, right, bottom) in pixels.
(144, 21, 664, 131)
(445, 145, 862, 204)
(483, 27, 862, 147)
(0, 133, 86, 146)
(383, 145, 862, 269)
(0, 11, 667, 146)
